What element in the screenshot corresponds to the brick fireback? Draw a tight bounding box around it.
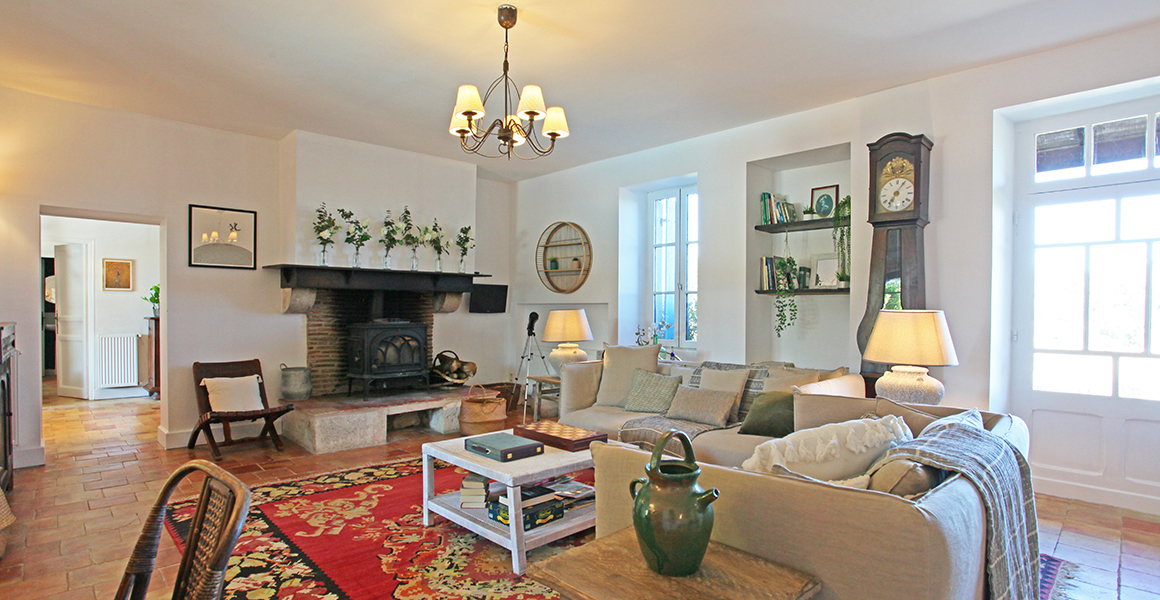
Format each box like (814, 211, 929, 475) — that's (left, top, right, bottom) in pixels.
(306, 289, 434, 396)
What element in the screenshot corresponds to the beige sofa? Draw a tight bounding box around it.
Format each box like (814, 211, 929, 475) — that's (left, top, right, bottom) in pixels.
(591, 403, 1031, 600)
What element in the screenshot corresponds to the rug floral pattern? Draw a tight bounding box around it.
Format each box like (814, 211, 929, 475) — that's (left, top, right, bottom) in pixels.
(165, 459, 593, 600)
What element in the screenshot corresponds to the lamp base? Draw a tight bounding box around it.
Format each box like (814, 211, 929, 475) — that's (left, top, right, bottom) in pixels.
(875, 366, 945, 405)
(549, 343, 588, 375)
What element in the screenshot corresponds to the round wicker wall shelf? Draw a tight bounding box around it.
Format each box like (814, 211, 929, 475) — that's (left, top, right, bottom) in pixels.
(535, 221, 592, 294)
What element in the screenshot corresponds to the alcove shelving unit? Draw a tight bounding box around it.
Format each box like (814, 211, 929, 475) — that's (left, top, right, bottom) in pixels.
(754, 216, 851, 295)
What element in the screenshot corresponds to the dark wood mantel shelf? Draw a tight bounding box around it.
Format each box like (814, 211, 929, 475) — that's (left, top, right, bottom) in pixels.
(264, 264, 490, 293)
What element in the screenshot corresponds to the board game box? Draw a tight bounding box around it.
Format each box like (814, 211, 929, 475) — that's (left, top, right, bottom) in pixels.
(513, 421, 608, 452)
(487, 498, 564, 531)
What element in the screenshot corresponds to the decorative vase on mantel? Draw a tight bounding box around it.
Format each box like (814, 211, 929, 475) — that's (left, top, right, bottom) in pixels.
(458, 256, 467, 274)
(435, 256, 443, 272)
(352, 248, 362, 269)
(409, 247, 419, 271)
(382, 247, 393, 270)
(318, 246, 330, 267)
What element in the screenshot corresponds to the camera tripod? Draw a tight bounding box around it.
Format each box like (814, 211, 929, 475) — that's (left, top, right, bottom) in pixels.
(514, 312, 551, 423)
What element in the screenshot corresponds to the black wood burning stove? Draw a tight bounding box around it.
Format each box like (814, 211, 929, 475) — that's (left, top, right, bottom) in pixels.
(1, 322, 16, 491)
(347, 321, 428, 398)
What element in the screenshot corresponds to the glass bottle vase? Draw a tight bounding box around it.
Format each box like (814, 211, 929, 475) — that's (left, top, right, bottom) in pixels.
(410, 248, 419, 271)
(458, 256, 467, 273)
(382, 247, 393, 270)
(318, 246, 329, 266)
(352, 248, 361, 268)
(435, 256, 443, 272)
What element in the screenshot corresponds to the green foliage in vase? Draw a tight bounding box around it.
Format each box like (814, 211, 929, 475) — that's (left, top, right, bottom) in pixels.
(337, 208, 372, 250)
(455, 225, 474, 257)
(400, 206, 422, 250)
(379, 210, 402, 250)
(313, 203, 341, 248)
(832, 195, 852, 279)
(141, 284, 160, 306)
(429, 218, 452, 256)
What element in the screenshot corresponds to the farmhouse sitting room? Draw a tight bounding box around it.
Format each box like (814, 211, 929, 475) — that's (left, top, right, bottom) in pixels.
(1, 2, 1160, 600)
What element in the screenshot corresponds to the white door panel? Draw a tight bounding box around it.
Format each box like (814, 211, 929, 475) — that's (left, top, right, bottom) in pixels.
(54, 243, 89, 399)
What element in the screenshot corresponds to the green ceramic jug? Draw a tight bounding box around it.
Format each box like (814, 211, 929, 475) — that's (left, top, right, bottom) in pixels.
(629, 430, 720, 576)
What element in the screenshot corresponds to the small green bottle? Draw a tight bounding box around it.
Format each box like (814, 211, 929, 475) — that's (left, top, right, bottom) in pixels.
(549, 257, 558, 270)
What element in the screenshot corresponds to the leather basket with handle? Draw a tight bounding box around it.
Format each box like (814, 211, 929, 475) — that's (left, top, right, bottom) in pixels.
(458, 384, 507, 435)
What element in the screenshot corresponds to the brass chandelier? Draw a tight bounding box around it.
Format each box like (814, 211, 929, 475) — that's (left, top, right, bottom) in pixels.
(449, 5, 569, 159)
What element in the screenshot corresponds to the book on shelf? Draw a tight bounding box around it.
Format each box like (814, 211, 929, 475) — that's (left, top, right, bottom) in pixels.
(497, 484, 557, 508)
(487, 498, 565, 531)
(460, 473, 497, 509)
(461, 472, 489, 489)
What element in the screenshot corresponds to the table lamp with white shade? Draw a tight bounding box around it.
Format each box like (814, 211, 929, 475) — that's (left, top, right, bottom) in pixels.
(542, 309, 594, 375)
(862, 309, 958, 405)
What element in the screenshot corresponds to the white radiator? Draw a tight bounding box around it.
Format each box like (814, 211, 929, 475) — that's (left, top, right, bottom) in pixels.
(98, 333, 140, 388)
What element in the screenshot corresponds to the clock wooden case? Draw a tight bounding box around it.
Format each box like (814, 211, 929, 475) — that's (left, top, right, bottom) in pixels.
(857, 132, 934, 372)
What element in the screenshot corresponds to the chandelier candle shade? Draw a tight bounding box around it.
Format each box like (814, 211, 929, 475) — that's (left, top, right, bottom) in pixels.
(541, 309, 593, 375)
(449, 5, 569, 159)
(862, 310, 959, 405)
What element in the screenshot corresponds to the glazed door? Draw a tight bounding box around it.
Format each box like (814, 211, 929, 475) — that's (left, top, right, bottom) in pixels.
(54, 243, 90, 399)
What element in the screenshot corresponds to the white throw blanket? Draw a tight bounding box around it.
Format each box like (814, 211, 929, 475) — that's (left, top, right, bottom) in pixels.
(873, 411, 1039, 600)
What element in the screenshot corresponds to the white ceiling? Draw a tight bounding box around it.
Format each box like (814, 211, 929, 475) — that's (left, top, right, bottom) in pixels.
(2, 1, 1158, 182)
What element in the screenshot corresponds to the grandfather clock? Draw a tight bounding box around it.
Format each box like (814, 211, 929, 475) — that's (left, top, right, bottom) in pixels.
(857, 132, 933, 374)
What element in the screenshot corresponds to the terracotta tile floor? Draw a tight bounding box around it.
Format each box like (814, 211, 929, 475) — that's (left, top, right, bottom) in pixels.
(2, 384, 1158, 599)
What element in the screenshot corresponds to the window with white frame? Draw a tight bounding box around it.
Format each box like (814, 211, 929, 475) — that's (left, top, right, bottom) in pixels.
(1016, 103, 1160, 401)
(648, 186, 698, 348)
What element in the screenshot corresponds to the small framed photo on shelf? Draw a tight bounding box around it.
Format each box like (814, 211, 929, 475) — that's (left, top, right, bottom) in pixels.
(812, 254, 840, 288)
(102, 259, 133, 291)
(811, 185, 839, 218)
(188, 204, 257, 269)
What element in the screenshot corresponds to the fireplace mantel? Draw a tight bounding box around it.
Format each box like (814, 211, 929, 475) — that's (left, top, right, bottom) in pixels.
(264, 264, 491, 314)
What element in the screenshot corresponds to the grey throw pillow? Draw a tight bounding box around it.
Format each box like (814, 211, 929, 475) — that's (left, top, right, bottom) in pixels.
(666, 385, 737, 427)
(622, 369, 682, 413)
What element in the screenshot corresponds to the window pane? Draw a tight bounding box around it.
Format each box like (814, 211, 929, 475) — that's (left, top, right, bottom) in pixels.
(1121, 195, 1160, 240)
(685, 292, 698, 342)
(1153, 245, 1160, 354)
(1034, 200, 1115, 245)
(1036, 126, 1085, 182)
(1120, 357, 1160, 400)
(654, 195, 676, 245)
(687, 193, 699, 243)
(653, 246, 674, 292)
(1034, 246, 1085, 350)
(653, 294, 675, 340)
(1033, 353, 1112, 396)
(1155, 113, 1159, 168)
(1092, 115, 1147, 176)
(1089, 243, 1146, 352)
(686, 242, 698, 292)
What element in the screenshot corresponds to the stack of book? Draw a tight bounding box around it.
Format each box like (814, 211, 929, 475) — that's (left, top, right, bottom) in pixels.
(758, 256, 794, 292)
(460, 472, 493, 509)
(759, 192, 795, 225)
(546, 476, 596, 511)
(487, 485, 565, 531)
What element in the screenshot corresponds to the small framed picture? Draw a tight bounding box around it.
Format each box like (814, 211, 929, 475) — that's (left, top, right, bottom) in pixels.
(811, 185, 839, 218)
(189, 204, 257, 269)
(102, 259, 133, 291)
(812, 254, 840, 288)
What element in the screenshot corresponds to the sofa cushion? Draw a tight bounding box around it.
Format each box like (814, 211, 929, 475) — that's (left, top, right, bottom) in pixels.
(794, 373, 865, 397)
(794, 393, 877, 431)
(666, 385, 737, 427)
(670, 365, 696, 385)
(738, 391, 795, 438)
(869, 458, 946, 498)
(689, 428, 772, 468)
(594, 344, 660, 407)
(742, 415, 912, 481)
(559, 406, 652, 437)
(920, 407, 984, 435)
(698, 367, 750, 422)
(874, 398, 939, 437)
(622, 369, 681, 413)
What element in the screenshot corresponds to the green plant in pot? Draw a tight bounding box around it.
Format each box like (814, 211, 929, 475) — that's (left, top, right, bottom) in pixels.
(832, 195, 852, 287)
(142, 284, 160, 317)
(773, 256, 797, 337)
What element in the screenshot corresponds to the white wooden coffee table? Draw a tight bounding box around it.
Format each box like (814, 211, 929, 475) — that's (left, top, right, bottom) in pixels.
(422, 429, 596, 574)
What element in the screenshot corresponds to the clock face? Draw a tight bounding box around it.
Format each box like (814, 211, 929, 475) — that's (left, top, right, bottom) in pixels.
(879, 178, 914, 212)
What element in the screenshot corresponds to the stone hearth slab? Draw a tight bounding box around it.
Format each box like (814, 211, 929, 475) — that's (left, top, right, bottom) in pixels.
(280, 386, 499, 454)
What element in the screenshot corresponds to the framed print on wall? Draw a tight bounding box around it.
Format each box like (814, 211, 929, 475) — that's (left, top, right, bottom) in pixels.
(189, 204, 257, 269)
(102, 259, 133, 291)
(812, 254, 840, 288)
(811, 185, 839, 218)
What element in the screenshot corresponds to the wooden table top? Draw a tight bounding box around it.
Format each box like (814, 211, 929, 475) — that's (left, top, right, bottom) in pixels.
(528, 528, 821, 600)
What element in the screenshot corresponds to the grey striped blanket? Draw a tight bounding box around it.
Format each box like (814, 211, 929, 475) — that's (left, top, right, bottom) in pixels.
(874, 410, 1039, 600)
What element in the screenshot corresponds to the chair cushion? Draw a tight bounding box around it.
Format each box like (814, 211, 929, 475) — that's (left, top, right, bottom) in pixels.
(594, 344, 661, 407)
(666, 385, 737, 427)
(201, 375, 264, 412)
(622, 369, 682, 413)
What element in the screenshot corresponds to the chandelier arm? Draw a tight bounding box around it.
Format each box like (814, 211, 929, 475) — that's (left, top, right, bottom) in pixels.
(461, 118, 505, 152)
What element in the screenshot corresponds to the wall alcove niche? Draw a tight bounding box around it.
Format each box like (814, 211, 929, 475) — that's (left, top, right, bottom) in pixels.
(745, 143, 853, 368)
(535, 222, 592, 294)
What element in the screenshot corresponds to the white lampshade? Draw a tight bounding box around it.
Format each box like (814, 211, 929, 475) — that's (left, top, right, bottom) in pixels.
(542, 309, 594, 375)
(863, 310, 958, 366)
(453, 85, 485, 119)
(517, 85, 547, 119)
(542, 107, 569, 138)
(506, 115, 527, 146)
(449, 114, 472, 136)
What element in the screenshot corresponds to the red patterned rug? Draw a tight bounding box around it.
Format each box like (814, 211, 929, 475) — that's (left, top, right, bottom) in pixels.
(164, 458, 593, 600)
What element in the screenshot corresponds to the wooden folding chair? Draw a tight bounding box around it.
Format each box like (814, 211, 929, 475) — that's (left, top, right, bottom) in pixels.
(188, 359, 294, 461)
(115, 460, 251, 600)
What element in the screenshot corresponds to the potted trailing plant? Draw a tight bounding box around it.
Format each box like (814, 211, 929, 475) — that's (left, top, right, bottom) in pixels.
(378, 210, 402, 269)
(455, 225, 474, 273)
(312, 203, 342, 265)
(142, 284, 160, 317)
(773, 256, 798, 337)
(429, 218, 452, 272)
(337, 208, 372, 268)
(832, 195, 852, 287)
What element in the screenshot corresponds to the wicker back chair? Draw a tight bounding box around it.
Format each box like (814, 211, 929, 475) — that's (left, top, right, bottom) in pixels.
(188, 359, 294, 461)
(116, 460, 251, 600)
